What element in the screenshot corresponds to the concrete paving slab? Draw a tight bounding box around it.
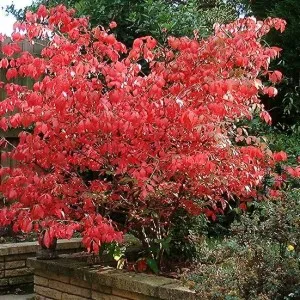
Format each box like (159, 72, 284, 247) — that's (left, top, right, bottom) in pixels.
(0, 294, 34, 299)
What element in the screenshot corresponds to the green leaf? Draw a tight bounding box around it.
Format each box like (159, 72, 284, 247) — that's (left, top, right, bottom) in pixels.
(112, 244, 125, 261)
(160, 237, 172, 255)
(113, 253, 122, 261)
(146, 258, 159, 274)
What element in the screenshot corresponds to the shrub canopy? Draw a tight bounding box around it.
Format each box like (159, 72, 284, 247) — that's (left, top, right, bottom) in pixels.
(0, 5, 290, 254)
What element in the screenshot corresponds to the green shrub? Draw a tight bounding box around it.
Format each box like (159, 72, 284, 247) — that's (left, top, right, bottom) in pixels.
(186, 189, 300, 299)
(267, 129, 300, 165)
(168, 209, 208, 262)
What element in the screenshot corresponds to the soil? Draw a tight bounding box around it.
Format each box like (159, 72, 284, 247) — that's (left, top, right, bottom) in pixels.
(66, 249, 191, 280)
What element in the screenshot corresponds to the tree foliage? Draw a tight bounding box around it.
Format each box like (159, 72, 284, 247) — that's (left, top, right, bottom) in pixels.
(5, 0, 238, 45)
(0, 5, 293, 264)
(240, 0, 300, 126)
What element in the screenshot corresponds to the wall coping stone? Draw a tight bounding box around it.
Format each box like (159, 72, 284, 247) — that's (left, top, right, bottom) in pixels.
(0, 238, 82, 256)
(27, 256, 196, 300)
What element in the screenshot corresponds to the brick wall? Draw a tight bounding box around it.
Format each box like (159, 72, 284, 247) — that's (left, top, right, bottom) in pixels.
(34, 271, 153, 300)
(0, 254, 32, 292)
(0, 239, 83, 294)
(28, 256, 196, 300)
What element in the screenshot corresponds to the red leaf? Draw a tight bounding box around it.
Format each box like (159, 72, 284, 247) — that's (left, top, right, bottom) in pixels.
(2, 45, 15, 57)
(260, 111, 272, 125)
(0, 58, 9, 68)
(273, 151, 288, 162)
(239, 203, 247, 211)
(8, 189, 17, 199)
(32, 205, 45, 220)
(109, 21, 117, 29)
(269, 70, 283, 83)
(6, 68, 18, 80)
(75, 62, 85, 75)
(263, 86, 278, 97)
(43, 230, 51, 248)
(22, 219, 33, 233)
(136, 259, 147, 272)
(65, 227, 74, 239)
(37, 5, 48, 19)
(11, 32, 24, 42)
(0, 118, 8, 131)
(91, 240, 100, 253)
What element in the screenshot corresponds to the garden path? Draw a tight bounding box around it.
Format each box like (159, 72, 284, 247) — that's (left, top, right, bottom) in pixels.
(0, 294, 34, 299)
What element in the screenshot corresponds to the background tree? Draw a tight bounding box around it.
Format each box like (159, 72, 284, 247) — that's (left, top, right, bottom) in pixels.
(239, 0, 300, 127)
(5, 0, 238, 45)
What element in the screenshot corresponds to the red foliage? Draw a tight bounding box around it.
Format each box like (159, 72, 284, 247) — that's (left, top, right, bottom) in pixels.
(136, 258, 148, 272)
(273, 151, 288, 162)
(0, 6, 289, 252)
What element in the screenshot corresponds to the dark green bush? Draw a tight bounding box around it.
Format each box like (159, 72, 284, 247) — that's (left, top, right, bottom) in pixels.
(167, 209, 208, 262)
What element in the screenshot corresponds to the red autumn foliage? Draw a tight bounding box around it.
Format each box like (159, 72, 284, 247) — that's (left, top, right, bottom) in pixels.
(136, 258, 148, 272)
(0, 5, 289, 252)
(273, 151, 288, 162)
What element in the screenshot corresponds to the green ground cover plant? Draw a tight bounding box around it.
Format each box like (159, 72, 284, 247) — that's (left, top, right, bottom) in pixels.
(186, 189, 300, 299)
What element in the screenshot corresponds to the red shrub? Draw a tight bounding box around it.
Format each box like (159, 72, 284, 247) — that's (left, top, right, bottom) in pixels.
(0, 6, 287, 252)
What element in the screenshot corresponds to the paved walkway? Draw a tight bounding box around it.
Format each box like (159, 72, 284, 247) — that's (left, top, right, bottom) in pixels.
(0, 294, 34, 299)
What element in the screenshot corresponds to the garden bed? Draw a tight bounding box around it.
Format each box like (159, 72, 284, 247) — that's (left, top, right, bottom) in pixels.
(27, 254, 196, 300)
(0, 238, 83, 295)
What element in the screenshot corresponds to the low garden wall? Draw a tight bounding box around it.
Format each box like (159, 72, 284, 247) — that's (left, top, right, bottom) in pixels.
(0, 238, 83, 294)
(27, 255, 196, 300)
